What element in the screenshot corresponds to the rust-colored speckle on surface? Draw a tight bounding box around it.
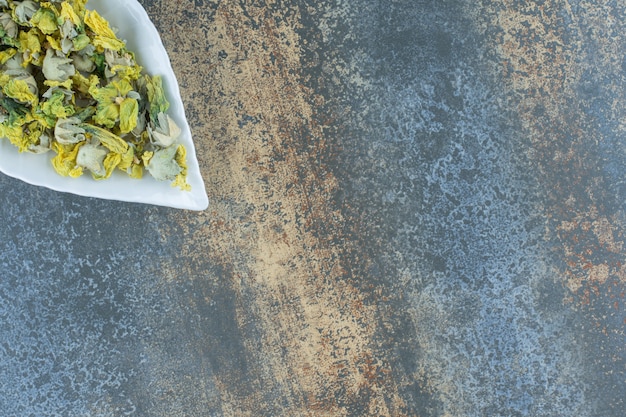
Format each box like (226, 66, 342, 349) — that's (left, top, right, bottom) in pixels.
(154, 1, 408, 415)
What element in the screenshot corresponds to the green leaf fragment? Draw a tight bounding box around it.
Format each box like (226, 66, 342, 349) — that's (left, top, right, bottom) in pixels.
(143, 75, 169, 124)
(0, 96, 32, 126)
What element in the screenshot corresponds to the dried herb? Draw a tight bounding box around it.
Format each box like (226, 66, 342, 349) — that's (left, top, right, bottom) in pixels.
(0, 0, 189, 190)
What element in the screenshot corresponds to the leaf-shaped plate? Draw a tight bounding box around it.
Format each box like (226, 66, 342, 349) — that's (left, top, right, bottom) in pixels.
(0, 0, 209, 211)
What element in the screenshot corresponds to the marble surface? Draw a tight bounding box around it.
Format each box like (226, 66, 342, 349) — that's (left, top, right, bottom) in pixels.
(1, 0, 625, 415)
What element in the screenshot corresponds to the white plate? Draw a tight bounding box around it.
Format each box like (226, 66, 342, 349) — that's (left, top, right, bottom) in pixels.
(0, 0, 209, 211)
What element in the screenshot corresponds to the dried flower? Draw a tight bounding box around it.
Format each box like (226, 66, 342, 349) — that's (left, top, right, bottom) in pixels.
(0, 0, 189, 190)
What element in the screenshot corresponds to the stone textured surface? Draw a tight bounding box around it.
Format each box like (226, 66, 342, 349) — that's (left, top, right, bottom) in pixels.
(1, 0, 625, 416)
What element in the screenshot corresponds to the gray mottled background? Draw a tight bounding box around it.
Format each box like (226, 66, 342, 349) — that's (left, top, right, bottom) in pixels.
(1, 0, 625, 416)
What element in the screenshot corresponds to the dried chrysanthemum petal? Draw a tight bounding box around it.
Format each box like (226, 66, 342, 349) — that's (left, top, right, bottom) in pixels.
(2, 53, 24, 71)
(71, 33, 91, 52)
(118, 95, 138, 134)
(70, 71, 97, 96)
(0, 122, 28, 150)
(104, 49, 142, 82)
(35, 87, 74, 127)
(142, 74, 169, 124)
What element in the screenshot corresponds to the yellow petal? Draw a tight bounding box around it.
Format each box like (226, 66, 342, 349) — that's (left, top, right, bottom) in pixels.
(84, 10, 125, 51)
(0, 124, 28, 152)
(72, 72, 99, 95)
(18, 29, 42, 66)
(44, 78, 73, 89)
(100, 152, 121, 179)
(68, 166, 84, 178)
(60, 2, 82, 27)
(117, 144, 135, 171)
(114, 79, 134, 96)
(4, 78, 38, 105)
(31, 8, 59, 35)
(0, 48, 16, 65)
(173, 144, 190, 191)
(92, 101, 118, 128)
(51, 141, 83, 177)
(40, 90, 75, 119)
(129, 163, 143, 179)
(46, 35, 62, 51)
(81, 123, 128, 154)
(118, 97, 138, 134)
